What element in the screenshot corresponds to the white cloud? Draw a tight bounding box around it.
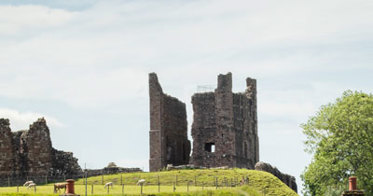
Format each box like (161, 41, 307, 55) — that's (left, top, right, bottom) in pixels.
(0, 108, 63, 131)
(260, 102, 316, 118)
(0, 67, 148, 109)
(0, 0, 372, 110)
(50, 67, 148, 108)
(0, 5, 75, 35)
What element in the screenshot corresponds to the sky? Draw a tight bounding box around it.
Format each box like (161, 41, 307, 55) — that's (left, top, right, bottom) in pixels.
(0, 0, 372, 194)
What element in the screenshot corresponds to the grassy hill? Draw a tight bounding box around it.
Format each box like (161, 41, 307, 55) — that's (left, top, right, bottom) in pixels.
(0, 168, 298, 196)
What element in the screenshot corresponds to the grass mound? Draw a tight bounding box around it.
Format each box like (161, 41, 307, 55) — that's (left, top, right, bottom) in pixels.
(0, 168, 298, 196)
(75, 168, 297, 195)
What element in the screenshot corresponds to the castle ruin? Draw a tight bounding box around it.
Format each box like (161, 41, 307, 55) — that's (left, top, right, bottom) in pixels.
(191, 73, 259, 168)
(149, 73, 191, 172)
(148, 72, 258, 170)
(0, 118, 82, 179)
(148, 72, 297, 192)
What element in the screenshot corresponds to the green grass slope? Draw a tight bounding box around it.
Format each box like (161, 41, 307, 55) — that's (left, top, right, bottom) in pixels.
(0, 168, 298, 196)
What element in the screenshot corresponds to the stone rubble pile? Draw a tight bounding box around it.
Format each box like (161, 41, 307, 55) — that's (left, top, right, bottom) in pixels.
(255, 161, 297, 193)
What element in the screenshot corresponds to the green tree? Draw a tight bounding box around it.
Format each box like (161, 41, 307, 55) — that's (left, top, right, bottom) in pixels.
(301, 91, 373, 196)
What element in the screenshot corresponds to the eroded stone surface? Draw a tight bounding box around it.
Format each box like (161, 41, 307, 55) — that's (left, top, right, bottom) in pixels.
(24, 118, 53, 176)
(0, 118, 82, 178)
(149, 73, 191, 171)
(0, 119, 14, 177)
(191, 73, 259, 169)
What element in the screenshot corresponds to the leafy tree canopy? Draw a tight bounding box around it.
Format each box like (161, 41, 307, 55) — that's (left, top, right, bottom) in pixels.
(301, 91, 373, 196)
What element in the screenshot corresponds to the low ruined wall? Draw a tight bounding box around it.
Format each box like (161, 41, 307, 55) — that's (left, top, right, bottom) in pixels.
(85, 167, 142, 177)
(255, 161, 297, 193)
(51, 149, 82, 176)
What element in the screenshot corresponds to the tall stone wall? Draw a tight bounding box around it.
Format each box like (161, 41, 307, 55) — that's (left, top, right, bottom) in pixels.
(11, 131, 28, 177)
(24, 118, 53, 176)
(191, 73, 259, 169)
(149, 73, 191, 172)
(0, 118, 82, 178)
(246, 78, 260, 166)
(233, 77, 259, 168)
(0, 119, 14, 177)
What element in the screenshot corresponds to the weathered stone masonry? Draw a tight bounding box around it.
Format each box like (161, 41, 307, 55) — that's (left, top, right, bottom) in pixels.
(148, 72, 297, 192)
(191, 73, 259, 169)
(0, 119, 13, 177)
(149, 73, 191, 172)
(0, 118, 81, 178)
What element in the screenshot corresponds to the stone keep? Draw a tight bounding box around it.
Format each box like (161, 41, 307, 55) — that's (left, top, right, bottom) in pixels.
(149, 73, 191, 172)
(191, 73, 259, 168)
(0, 118, 82, 178)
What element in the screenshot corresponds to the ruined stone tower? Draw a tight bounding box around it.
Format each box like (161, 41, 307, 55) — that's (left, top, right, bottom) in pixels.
(191, 73, 259, 168)
(149, 73, 191, 172)
(24, 118, 53, 176)
(0, 118, 82, 179)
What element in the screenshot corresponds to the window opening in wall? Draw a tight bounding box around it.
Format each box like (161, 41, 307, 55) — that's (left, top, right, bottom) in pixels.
(205, 143, 215, 153)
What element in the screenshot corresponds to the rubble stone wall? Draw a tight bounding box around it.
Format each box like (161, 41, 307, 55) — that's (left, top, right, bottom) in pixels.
(149, 73, 191, 172)
(0, 119, 14, 177)
(191, 73, 259, 169)
(0, 118, 82, 178)
(255, 162, 298, 193)
(24, 118, 53, 176)
(51, 149, 82, 176)
(85, 167, 142, 176)
(232, 77, 259, 168)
